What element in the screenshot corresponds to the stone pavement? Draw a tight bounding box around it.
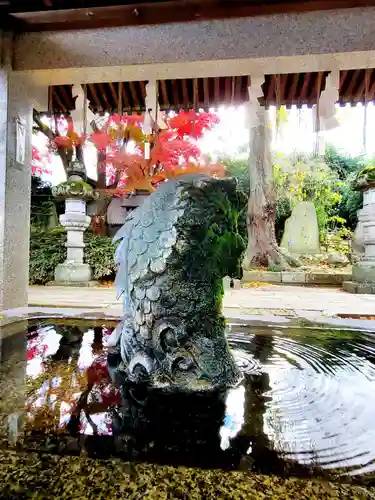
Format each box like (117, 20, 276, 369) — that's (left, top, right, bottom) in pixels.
(26, 284, 375, 318)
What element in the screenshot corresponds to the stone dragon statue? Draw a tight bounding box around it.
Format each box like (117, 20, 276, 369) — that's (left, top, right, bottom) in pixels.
(111, 174, 246, 391)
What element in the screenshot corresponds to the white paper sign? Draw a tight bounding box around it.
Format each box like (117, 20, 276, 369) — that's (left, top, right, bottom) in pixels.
(246, 76, 265, 129)
(16, 116, 26, 165)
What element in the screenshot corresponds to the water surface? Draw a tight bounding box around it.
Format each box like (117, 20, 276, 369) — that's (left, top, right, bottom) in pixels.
(1, 320, 375, 481)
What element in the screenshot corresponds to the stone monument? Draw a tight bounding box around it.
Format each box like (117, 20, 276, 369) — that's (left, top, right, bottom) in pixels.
(281, 201, 320, 255)
(110, 174, 246, 391)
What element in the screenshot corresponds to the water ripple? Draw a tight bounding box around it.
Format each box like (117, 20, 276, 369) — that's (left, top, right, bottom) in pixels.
(228, 327, 375, 476)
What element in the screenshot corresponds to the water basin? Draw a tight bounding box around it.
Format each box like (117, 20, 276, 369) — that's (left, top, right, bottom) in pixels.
(1, 319, 375, 482)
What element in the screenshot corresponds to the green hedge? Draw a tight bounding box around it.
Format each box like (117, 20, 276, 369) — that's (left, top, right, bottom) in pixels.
(84, 234, 117, 281)
(29, 228, 117, 285)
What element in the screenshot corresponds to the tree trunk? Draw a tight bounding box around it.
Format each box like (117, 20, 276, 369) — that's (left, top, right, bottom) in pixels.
(243, 108, 300, 270)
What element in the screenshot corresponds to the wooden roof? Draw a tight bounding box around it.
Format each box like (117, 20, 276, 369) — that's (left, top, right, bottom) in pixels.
(48, 70, 375, 114)
(4, 0, 375, 32)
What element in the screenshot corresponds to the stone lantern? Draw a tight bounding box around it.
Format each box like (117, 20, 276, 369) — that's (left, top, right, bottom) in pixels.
(52, 159, 98, 285)
(343, 167, 375, 294)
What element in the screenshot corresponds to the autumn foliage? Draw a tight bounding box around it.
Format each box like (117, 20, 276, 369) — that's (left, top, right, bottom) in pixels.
(31, 145, 52, 176)
(88, 109, 224, 195)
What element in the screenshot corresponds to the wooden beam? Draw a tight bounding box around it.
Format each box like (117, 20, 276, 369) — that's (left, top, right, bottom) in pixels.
(8, 0, 375, 32)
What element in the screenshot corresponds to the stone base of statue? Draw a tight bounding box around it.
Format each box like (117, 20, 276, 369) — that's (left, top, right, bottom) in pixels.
(343, 260, 375, 294)
(54, 262, 93, 284)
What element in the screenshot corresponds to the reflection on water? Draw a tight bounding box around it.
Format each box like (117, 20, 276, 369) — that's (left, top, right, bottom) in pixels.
(1, 321, 375, 479)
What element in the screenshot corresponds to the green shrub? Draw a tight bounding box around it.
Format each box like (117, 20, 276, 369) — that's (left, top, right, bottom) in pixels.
(335, 174, 363, 230)
(29, 228, 118, 285)
(84, 234, 117, 281)
(224, 157, 250, 196)
(29, 227, 66, 284)
(324, 145, 365, 180)
(30, 176, 63, 229)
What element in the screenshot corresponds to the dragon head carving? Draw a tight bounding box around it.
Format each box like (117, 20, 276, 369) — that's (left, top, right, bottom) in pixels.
(113, 174, 246, 391)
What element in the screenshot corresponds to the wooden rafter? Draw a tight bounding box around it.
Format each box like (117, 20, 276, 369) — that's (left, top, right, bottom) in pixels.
(122, 85, 129, 110)
(214, 77, 220, 106)
(355, 71, 366, 102)
(203, 77, 209, 108)
(234, 76, 243, 105)
(46, 69, 375, 114)
(181, 79, 189, 108)
(299, 72, 312, 102)
(88, 83, 102, 110)
(171, 79, 179, 108)
(129, 81, 139, 108)
(98, 82, 110, 110)
(52, 87, 65, 112)
(193, 78, 198, 109)
(288, 73, 299, 105)
(159, 80, 169, 108)
(368, 71, 375, 99)
(314, 72, 323, 102)
(345, 69, 361, 102)
(139, 81, 147, 102)
(225, 77, 232, 104)
(278, 74, 287, 105)
(108, 82, 118, 106)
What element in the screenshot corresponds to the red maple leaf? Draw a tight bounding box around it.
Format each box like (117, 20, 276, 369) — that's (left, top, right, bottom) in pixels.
(168, 110, 220, 138)
(89, 130, 111, 151)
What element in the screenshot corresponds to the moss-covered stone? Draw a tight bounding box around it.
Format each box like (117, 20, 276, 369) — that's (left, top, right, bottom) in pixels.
(114, 175, 247, 389)
(353, 164, 375, 191)
(52, 180, 98, 201)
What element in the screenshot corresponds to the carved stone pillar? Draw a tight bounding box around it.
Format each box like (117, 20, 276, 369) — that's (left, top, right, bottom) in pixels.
(343, 175, 375, 293)
(352, 188, 375, 276)
(53, 168, 98, 284)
